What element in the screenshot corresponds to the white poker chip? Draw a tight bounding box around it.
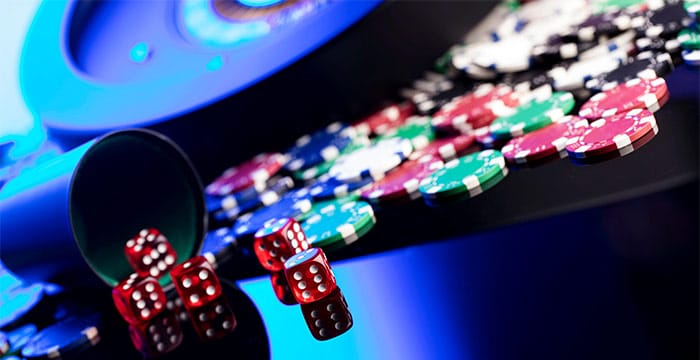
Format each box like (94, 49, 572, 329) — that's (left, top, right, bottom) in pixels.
(328, 138, 413, 183)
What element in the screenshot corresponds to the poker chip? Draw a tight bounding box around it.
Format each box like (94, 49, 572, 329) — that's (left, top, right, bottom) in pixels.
(631, 0, 691, 39)
(566, 108, 658, 159)
(200, 227, 237, 268)
(489, 91, 575, 140)
(531, 38, 598, 65)
(308, 174, 373, 200)
(471, 35, 534, 73)
(578, 77, 669, 119)
(205, 152, 287, 196)
(293, 136, 371, 182)
(578, 30, 637, 60)
(22, 313, 101, 360)
(431, 84, 519, 134)
(677, 27, 700, 50)
(412, 84, 469, 116)
(682, 49, 700, 66)
(635, 37, 682, 55)
(560, 9, 634, 42)
(418, 150, 507, 200)
(352, 102, 414, 136)
(360, 154, 444, 204)
(213, 176, 295, 221)
(548, 50, 627, 91)
(502, 69, 554, 95)
(3, 324, 38, 357)
(584, 52, 674, 92)
(375, 117, 435, 151)
(423, 166, 509, 206)
(450, 44, 500, 80)
(569, 121, 659, 164)
(686, 0, 700, 19)
(501, 115, 589, 164)
(328, 137, 413, 183)
(232, 187, 313, 239)
(301, 199, 376, 250)
(285, 122, 356, 172)
(408, 134, 476, 162)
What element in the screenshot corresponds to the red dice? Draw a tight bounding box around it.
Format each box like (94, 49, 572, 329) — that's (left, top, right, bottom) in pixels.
(284, 247, 337, 304)
(254, 218, 310, 271)
(270, 270, 297, 305)
(112, 275, 167, 325)
(125, 228, 178, 279)
(169, 256, 222, 310)
(300, 287, 353, 341)
(128, 311, 183, 357)
(188, 296, 237, 342)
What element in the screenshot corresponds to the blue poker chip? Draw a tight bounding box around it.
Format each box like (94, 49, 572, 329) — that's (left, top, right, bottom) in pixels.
(308, 174, 374, 200)
(0, 283, 45, 329)
(284, 122, 356, 172)
(212, 176, 295, 221)
(22, 313, 101, 360)
(232, 187, 313, 239)
(4, 324, 38, 357)
(200, 227, 238, 267)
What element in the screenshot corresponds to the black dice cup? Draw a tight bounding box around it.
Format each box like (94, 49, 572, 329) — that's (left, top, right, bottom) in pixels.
(0, 129, 206, 289)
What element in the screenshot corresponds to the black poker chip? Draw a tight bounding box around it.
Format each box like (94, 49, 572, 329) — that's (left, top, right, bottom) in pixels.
(584, 52, 674, 92)
(502, 68, 553, 93)
(560, 10, 634, 43)
(632, 0, 692, 39)
(21, 313, 101, 360)
(532, 37, 598, 65)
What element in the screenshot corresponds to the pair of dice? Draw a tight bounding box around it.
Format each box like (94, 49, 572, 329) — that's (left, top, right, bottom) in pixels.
(253, 218, 353, 340)
(113, 229, 236, 357)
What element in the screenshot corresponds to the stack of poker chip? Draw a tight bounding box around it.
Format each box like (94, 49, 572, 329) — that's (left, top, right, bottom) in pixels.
(197, 0, 691, 264)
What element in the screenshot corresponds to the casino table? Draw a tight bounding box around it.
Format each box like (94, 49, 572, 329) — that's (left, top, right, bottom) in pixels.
(0, 1, 698, 359)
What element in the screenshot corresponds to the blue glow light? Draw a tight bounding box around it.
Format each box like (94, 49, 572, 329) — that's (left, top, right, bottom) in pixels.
(238, 0, 284, 7)
(21, 0, 381, 133)
(129, 41, 151, 63)
(0, 283, 44, 328)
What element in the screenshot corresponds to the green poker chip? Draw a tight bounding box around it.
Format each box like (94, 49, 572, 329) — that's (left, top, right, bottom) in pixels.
(418, 150, 506, 199)
(293, 136, 371, 181)
(489, 91, 574, 140)
(678, 28, 700, 50)
(423, 167, 509, 206)
(685, 0, 700, 19)
(301, 199, 376, 250)
(375, 117, 435, 151)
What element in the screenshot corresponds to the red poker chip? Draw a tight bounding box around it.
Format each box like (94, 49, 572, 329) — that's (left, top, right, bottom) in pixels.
(578, 77, 669, 120)
(431, 84, 519, 134)
(360, 154, 444, 203)
(501, 115, 589, 164)
(352, 102, 414, 136)
(408, 134, 476, 162)
(566, 108, 657, 159)
(570, 122, 659, 165)
(206, 153, 287, 196)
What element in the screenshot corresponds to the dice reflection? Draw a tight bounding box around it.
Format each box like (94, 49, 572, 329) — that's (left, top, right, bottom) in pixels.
(128, 311, 183, 358)
(300, 287, 353, 341)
